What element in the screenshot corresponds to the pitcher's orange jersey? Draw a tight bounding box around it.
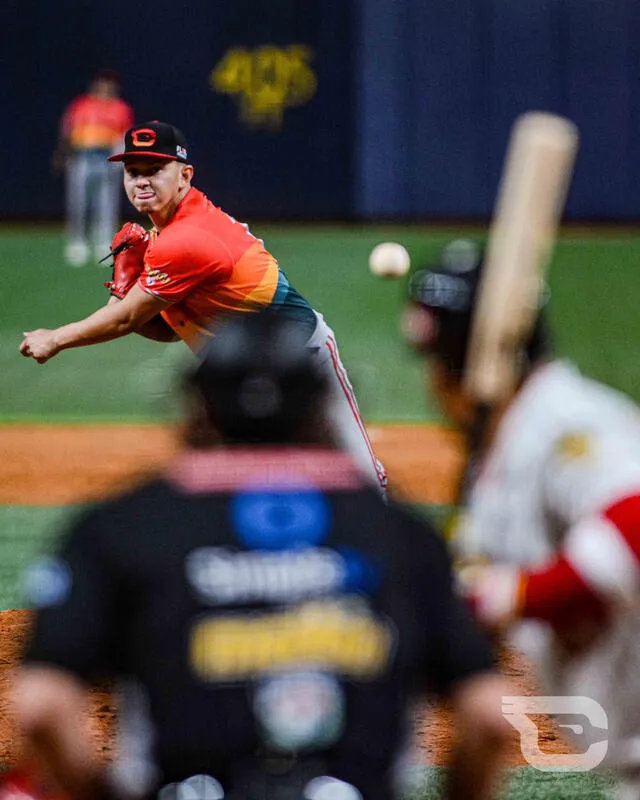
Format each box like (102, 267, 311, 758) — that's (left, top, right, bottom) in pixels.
(138, 188, 314, 349)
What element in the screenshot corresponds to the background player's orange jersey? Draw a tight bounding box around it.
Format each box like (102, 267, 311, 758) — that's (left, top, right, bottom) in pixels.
(63, 95, 134, 152)
(138, 188, 314, 349)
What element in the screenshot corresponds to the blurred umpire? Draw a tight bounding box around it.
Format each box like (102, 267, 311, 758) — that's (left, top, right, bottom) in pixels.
(12, 311, 511, 800)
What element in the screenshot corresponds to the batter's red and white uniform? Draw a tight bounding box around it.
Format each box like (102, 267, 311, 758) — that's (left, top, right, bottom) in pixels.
(460, 360, 640, 792)
(137, 187, 387, 491)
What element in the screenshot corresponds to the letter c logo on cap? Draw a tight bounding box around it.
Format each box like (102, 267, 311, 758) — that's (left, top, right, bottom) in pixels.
(131, 128, 157, 147)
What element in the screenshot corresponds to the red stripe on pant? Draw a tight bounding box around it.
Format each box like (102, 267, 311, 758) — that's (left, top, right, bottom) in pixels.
(325, 335, 387, 489)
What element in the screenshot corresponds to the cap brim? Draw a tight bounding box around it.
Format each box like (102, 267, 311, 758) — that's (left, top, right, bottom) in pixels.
(108, 151, 181, 163)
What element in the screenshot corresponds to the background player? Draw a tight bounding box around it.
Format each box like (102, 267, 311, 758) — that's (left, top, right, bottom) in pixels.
(12, 311, 511, 800)
(404, 239, 640, 798)
(22, 121, 386, 491)
(52, 69, 134, 266)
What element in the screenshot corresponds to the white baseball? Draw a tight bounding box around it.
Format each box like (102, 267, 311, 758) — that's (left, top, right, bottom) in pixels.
(368, 242, 411, 278)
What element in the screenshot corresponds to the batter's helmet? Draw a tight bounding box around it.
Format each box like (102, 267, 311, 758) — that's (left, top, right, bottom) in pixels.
(405, 239, 550, 377)
(188, 311, 328, 444)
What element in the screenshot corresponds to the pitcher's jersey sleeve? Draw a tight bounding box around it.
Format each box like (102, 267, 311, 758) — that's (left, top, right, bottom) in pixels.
(141, 224, 234, 303)
(135, 189, 316, 348)
(137, 189, 280, 310)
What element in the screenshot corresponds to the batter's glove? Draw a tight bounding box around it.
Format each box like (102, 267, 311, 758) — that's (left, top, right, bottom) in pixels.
(102, 222, 150, 299)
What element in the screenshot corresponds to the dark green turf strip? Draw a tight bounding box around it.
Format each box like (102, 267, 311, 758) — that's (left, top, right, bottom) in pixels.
(408, 767, 616, 799)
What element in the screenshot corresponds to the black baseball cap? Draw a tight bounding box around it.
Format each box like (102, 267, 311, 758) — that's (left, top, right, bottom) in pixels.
(108, 121, 189, 163)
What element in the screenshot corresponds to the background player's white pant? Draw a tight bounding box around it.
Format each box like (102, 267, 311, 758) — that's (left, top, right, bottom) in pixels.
(308, 312, 387, 493)
(616, 776, 640, 800)
(65, 151, 121, 254)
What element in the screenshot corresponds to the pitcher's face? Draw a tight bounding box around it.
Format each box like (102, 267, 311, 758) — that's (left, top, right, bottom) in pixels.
(123, 159, 192, 217)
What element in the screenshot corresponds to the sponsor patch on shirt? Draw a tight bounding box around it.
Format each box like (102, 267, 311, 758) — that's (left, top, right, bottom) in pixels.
(145, 267, 171, 286)
(556, 432, 592, 461)
(189, 599, 395, 680)
(231, 483, 331, 550)
(185, 545, 380, 605)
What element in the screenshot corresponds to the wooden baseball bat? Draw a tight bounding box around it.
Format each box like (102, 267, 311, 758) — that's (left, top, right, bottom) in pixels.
(464, 112, 579, 405)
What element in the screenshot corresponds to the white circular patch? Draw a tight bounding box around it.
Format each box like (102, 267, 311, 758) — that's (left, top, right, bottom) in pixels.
(158, 774, 225, 800)
(254, 671, 344, 751)
(22, 556, 72, 608)
(304, 776, 363, 800)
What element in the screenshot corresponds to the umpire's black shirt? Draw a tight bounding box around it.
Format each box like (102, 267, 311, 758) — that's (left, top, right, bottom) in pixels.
(24, 447, 494, 800)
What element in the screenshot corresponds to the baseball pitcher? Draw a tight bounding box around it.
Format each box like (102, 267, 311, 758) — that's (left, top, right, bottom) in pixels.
(24, 121, 386, 492)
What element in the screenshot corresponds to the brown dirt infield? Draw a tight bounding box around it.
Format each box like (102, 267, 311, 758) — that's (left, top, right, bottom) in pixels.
(0, 424, 576, 770)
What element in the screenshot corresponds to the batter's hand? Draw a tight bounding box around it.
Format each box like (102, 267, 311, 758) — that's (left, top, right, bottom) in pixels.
(20, 330, 60, 364)
(458, 563, 524, 631)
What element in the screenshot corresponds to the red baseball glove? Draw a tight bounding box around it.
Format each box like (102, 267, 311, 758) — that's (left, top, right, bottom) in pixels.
(103, 222, 150, 299)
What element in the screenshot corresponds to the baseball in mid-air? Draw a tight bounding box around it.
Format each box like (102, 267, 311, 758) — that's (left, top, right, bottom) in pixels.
(368, 242, 411, 278)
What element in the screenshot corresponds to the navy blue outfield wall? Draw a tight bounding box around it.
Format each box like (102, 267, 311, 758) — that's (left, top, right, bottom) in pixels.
(1, 0, 355, 220)
(356, 0, 640, 220)
(2, 0, 640, 220)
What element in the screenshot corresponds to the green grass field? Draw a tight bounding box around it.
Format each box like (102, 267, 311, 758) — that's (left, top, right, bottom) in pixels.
(2, 223, 638, 797)
(414, 768, 615, 799)
(4, 226, 640, 422)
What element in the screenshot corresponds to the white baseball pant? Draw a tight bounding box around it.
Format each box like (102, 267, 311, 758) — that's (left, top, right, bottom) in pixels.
(307, 312, 387, 494)
(66, 151, 121, 251)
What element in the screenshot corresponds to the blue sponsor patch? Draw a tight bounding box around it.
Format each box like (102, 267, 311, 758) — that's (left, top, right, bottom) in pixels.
(231, 485, 330, 550)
